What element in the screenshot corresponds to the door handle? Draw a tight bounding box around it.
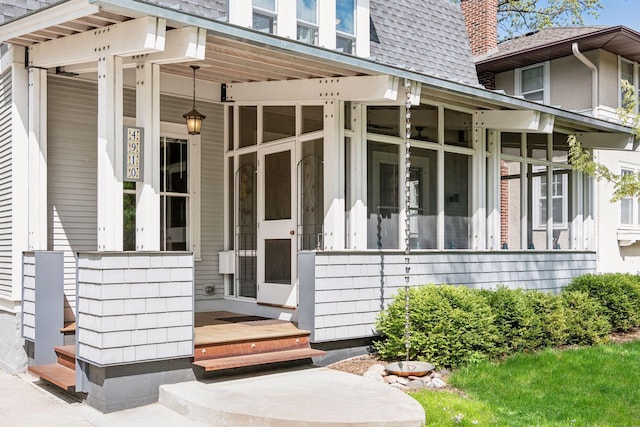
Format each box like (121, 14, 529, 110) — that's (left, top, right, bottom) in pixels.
(290, 230, 295, 235)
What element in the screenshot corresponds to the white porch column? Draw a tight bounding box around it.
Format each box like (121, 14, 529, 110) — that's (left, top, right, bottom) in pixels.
(347, 103, 367, 249)
(486, 130, 500, 249)
(323, 100, 345, 249)
(471, 125, 486, 250)
(135, 63, 160, 251)
(97, 55, 124, 251)
(9, 47, 29, 301)
(28, 67, 47, 251)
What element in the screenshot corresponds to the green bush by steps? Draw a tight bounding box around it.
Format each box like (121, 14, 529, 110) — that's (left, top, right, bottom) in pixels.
(565, 273, 640, 332)
(373, 285, 499, 369)
(374, 273, 640, 368)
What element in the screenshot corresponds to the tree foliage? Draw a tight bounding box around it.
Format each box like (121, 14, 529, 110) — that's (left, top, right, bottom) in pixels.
(569, 81, 640, 201)
(496, 0, 603, 38)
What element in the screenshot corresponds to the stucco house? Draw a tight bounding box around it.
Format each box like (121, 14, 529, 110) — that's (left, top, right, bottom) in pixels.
(0, 0, 634, 412)
(464, 0, 640, 273)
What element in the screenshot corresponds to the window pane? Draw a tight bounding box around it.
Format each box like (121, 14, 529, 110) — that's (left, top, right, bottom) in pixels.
(253, 13, 274, 33)
(523, 91, 544, 101)
(445, 152, 470, 249)
(237, 153, 257, 252)
(253, 0, 275, 10)
(336, 0, 354, 34)
(367, 106, 400, 137)
(263, 106, 295, 143)
(265, 239, 291, 284)
(228, 157, 234, 250)
(302, 105, 323, 133)
(227, 107, 234, 151)
(527, 133, 547, 161)
(297, 25, 317, 44)
(164, 196, 187, 251)
(552, 132, 569, 164)
(522, 66, 543, 93)
(500, 160, 522, 249)
(621, 198, 633, 225)
(501, 132, 521, 156)
(166, 138, 188, 193)
(411, 104, 438, 142)
(297, 0, 316, 23)
(299, 139, 323, 250)
(367, 141, 399, 249)
(123, 192, 136, 251)
(239, 106, 257, 148)
(529, 165, 547, 249)
(410, 147, 437, 249)
(264, 150, 291, 220)
(444, 109, 472, 148)
(336, 36, 354, 53)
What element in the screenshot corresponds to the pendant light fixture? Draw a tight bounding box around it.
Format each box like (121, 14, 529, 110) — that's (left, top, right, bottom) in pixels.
(183, 65, 206, 135)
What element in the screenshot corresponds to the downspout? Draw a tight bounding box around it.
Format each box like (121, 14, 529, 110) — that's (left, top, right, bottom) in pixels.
(572, 42, 599, 116)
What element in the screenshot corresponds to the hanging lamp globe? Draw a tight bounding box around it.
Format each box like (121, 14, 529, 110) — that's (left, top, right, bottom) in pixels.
(184, 65, 206, 135)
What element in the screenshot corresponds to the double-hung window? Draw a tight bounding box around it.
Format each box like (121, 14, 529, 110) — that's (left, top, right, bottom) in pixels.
(297, 0, 318, 44)
(516, 62, 548, 103)
(123, 127, 200, 256)
(620, 167, 640, 226)
(532, 167, 568, 230)
(620, 58, 638, 113)
(336, 0, 355, 54)
(253, 0, 276, 33)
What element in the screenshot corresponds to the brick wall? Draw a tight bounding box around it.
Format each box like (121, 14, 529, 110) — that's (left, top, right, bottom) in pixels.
(76, 252, 194, 366)
(460, 0, 498, 57)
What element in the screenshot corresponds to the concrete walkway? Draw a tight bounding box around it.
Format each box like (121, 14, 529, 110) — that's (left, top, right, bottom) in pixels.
(160, 367, 426, 426)
(1, 367, 425, 426)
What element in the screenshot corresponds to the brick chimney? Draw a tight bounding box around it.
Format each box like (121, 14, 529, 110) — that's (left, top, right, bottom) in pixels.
(460, 0, 498, 57)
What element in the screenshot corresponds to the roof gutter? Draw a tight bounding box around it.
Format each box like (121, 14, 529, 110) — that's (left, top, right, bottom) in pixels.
(572, 42, 599, 116)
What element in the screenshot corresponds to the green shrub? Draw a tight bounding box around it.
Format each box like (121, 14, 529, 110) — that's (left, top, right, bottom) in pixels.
(560, 290, 611, 345)
(565, 273, 640, 332)
(374, 285, 499, 369)
(481, 287, 565, 354)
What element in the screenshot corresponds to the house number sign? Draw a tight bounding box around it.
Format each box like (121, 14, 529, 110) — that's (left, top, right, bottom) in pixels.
(124, 126, 144, 182)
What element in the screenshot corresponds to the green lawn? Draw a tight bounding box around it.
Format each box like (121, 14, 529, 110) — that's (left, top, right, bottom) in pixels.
(412, 340, 640, 426)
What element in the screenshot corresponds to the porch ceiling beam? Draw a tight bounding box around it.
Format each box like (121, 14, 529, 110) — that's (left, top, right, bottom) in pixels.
(62, 26, 206, 74)
(474, 110, 554, 134)
(223, 75, 418, 103)
(0, 0, 100, 44)
(575, 132, 635, 150)
(28, 16, 166, 69)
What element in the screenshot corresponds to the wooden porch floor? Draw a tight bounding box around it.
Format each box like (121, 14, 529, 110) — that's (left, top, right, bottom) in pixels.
(194, 311, 308, 346)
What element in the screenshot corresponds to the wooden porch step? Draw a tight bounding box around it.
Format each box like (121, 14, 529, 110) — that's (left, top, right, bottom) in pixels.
(193, 348, 326, 371)
(195, 335, 312, 361)
(29, 363, 75, 390)
(60, 322, 76, 333)
(55, 345, 76, 370)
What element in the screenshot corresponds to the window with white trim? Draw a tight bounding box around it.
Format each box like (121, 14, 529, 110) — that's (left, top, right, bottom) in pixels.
(620, 58, 638, 113)
(297, 0, 318, 44)
(532, 167, 568, 230)
(336, 0, 355, 53)
(620, 167, 640, 226)
(123, 130, 200, 255)
(516, 62, 548, 103)
(253, 0, 276, 33)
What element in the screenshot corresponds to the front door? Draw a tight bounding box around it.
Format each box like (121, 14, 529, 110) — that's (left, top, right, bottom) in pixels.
(257, 143, 297, 307)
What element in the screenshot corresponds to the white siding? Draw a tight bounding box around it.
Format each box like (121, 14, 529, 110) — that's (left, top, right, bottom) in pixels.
(47, 77, 225, 316)
(300, 251, 598, 342)
(0, 69, 11, 297)
(48, 77, 98, 319)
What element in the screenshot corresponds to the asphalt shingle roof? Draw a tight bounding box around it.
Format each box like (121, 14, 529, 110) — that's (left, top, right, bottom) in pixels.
(484, 26, 608, 60)
(369, 0, 479, 85)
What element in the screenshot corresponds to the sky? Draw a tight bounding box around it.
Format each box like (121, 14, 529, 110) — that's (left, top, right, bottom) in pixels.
(582, 0, 640, 32)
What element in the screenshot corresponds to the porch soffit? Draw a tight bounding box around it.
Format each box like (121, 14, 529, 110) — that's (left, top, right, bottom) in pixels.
(0, 0, 634, 137)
